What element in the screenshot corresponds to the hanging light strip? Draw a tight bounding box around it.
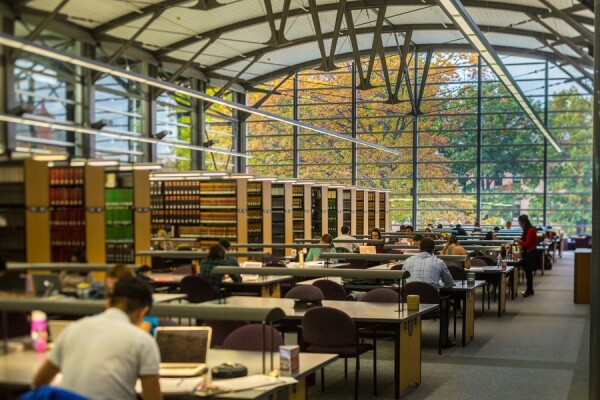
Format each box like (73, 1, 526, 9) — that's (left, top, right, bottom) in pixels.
(0, 33, 400, 156)
(0, 113, 252, 158)
(435, 0, 565, 154)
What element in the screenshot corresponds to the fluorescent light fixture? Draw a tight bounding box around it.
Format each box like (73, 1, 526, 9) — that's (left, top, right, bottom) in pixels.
(152, 172, 204, 178)
(294, 180, 315, 185)
(130, 163, 163, 170)
(435, 0, 565, 154)
(87, 159, 119, 166)
(201, 172, 228, 176)
(32, 154, 68, 161)
(249, 176, 278, 181)
(0, 113, 252, 159)
(276, 179, 297, 183)
(0, 33, 400, 156)
(226, 174, 254, 179)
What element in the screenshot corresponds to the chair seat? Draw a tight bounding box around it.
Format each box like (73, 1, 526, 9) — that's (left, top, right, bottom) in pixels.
(307, 343, 374, 358)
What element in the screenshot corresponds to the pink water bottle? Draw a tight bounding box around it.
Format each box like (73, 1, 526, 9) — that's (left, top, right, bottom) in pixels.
(31, 310, 48, 352)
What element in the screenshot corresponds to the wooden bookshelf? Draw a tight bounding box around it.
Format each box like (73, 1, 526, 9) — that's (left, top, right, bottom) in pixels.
(247, 181, 271, 249)
(105, 170, 150, 264)
(367, 190, 377, 232)
(282, 182, 293, 256)
(0, 159, 50, 262)
(355, 189, 367, 235)
(380, 191, 390, 232)
(327, 188, 338, 237)
(48, 165, 105, 263)
(292, 183, 311, 241)
(311, 185, 329, 237)
(343, 188, 355, 234)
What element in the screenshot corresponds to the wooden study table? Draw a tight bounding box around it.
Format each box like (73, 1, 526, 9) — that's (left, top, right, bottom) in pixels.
(0, 348, 336, 400)
(150, 274, 293, 298)
(202, 296, 437, 398)
(297, 276, 483, 348)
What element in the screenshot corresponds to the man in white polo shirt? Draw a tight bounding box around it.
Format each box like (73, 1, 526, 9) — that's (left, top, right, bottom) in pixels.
(32, 277, 162, 400)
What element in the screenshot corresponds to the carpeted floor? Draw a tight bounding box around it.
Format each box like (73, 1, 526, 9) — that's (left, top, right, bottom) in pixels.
(303, 250, 590, 399)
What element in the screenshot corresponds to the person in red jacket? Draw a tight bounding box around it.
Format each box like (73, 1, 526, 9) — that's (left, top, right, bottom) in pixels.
(516, 214, 538, 297)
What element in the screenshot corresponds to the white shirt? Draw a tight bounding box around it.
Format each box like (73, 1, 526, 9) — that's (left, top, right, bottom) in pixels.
(48, 308, 160, 400)
(334, 234, 359, 252)
(403, 252, 454, 290)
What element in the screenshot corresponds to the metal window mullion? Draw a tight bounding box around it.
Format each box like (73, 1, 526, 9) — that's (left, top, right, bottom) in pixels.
(543, 60, 549, 226)
(146, 63, 157, 164)
(412, 50, 418, 226)
(293, 71, 299, 178)
(352, 61, 357, 185)
(476, 55, 482, 224)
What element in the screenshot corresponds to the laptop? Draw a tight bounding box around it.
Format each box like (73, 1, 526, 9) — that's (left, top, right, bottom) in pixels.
(155, 326, 212, 377)
(31, 274, 61, 297)
(359, 245, 377, 254)
(241, 261, 263, 281)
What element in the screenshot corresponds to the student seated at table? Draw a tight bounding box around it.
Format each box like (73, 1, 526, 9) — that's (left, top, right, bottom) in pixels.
(485, 231, 498, 241)
(403, 238, 454, 290)
(59, 250, 95, 292)
(454, 224, 468, 236)
(305, 234, 337, 262)
(334, 225, 359, 253)
(153, 229, 173, 250)
(103, 264, 159, 335)
(370, 228, 385, 252)
(32, 277, 162, 400)
(200, 244, 241, 290)
(440, 235, 471, 269)
(218, 239, 240, 266)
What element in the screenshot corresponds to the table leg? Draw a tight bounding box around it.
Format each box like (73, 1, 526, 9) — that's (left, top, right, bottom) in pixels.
(396, 316, 421, 399)
(288, 378, 307, 400)
(498, 274, 507, 317)
(463, 291, 475, 346)
(260, 283, 281, 298)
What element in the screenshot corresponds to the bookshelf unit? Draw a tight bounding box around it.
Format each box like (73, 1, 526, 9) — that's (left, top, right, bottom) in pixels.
(150, 180, 202, 238)
(311, 185, 328, 237)
(105, 170, 150, 264)
(270, 183, 286, 257)
(198, 179, 248, 249)
(292, 183, 311, 241)
(327, 188, 338, 237)
(0, 159, 50, 262)
(355, 189, 366, 235)
(247, 181, 271, 247)
(49, 165, 105, 263)
(379, 191, 389, 231)
(367, 190, 377, 232)
(342, 188, 354, 233)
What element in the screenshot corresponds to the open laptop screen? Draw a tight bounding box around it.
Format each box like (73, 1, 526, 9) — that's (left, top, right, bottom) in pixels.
(359, 246, 377, 254)
(155, 327, 212, 364)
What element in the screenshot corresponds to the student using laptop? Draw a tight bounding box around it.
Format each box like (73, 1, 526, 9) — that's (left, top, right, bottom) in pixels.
(32, 277, 162, 400)
(370, 228, 385, 252)
(305, 234, 337, 262)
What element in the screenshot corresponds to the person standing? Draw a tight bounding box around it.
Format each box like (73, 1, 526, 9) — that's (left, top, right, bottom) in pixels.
(516, 214, 538, 297)
(32, 278, 162, 400)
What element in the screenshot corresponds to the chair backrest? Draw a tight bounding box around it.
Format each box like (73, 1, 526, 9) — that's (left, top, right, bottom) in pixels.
(284, 285, 325, 301)
(312, 279, 347, 301)
(402, 281, 440, 304)
(221, 323, 284, 351)
(21, 386, 89, 400)
(473, 256, 495, 265)
(171, 264, 194, 275)
(349, 258, 369, 269)
(469, 258, 487, 267)
(302, 306, 356, 348)
(448, 265, 466, 280)
(180, 275, 216, 303)
(390, 262, 403, 270)
(203, 320, 247, 348)
(361, 288, 399, 303)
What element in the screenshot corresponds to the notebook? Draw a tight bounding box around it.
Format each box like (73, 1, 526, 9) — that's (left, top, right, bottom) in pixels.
(358, 246, 377, 254)
(155, 326, 212, 377)
(241, 261, 263, 281)
(31, 274, 61, 297)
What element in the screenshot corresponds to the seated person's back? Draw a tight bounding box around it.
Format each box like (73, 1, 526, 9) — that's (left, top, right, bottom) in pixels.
(305, 233, 337, 263)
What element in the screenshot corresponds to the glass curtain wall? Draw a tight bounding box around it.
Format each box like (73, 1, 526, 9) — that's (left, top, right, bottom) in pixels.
(13, 22, 80, 156)
(94, 50, 144, 163)
(155, 75, 193, 171)
(246, 52, 592, 235)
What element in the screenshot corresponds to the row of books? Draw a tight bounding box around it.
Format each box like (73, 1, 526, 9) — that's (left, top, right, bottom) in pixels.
(50, 167, 84, 186)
